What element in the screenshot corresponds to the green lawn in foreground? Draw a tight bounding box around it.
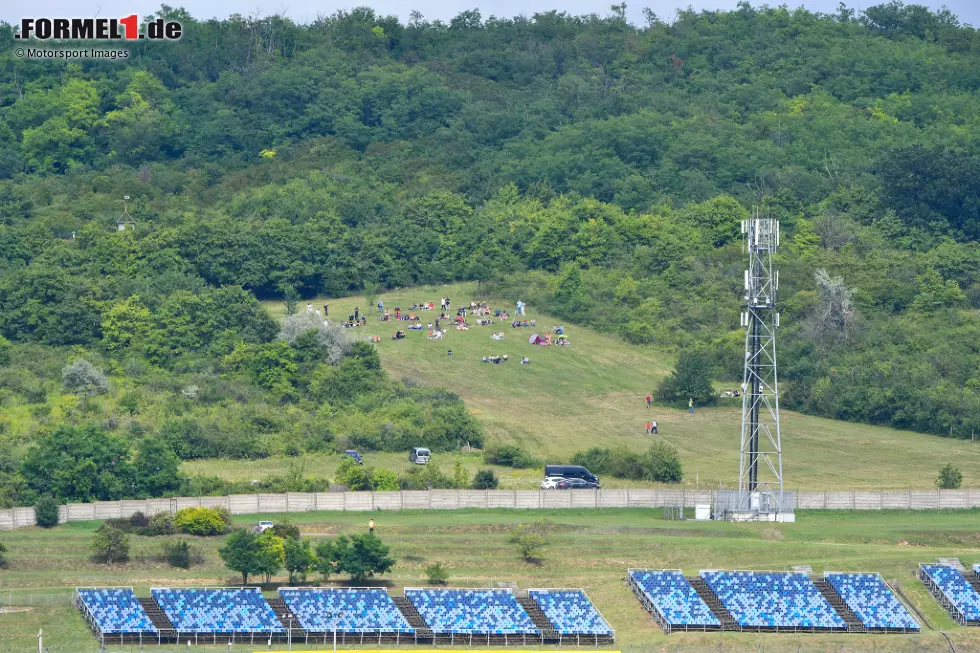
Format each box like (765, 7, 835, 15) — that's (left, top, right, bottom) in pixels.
(252, 283, 980, 490)
(1, 508, 979, 652)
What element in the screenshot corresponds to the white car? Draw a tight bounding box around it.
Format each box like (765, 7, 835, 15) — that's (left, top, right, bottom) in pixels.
(540, 477, 564, 490)
(257, 521, 274, 532)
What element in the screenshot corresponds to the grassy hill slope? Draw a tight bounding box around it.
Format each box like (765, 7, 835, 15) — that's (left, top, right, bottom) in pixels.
(262, 283, 980, 489)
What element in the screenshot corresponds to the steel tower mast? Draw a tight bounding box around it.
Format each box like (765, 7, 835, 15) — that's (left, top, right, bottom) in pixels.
(737, 208, 784, 514)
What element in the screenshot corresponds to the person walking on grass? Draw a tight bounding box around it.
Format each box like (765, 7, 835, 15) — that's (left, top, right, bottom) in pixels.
(645, 421, 651, 435)
(646, 393, 652, 409)
(355, 306, 360, 322)
(689, 398, 694, 414)
(378, 298, 384, 313)
(651, 420, 658, 435)
(369, 518, 375, 534)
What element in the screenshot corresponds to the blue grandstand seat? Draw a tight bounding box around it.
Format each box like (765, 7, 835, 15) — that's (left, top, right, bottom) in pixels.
(824, 573, 919, 631)
(404, 589, 539, 635)
(528, 589, 613, 636)
(151, 588, 283, 633)
(628, 570, 719, 629)
(76, 588, 157, 635)
(701, 571, 845, 629)
(920, 565, 980, 623)
(279, 588, 414, 633)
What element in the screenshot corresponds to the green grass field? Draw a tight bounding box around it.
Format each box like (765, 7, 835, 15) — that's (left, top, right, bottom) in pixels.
(248, 283, 980, 490)
(2, 508, 980, 652)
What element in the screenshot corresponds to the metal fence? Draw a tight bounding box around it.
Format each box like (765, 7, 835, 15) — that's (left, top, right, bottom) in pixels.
(2, 488, 980, 530)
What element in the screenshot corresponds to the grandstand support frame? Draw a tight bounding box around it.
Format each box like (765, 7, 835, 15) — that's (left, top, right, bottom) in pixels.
(822, 571, 920, 634)
(918, 565, 980, 627)
(727, 210, 790, 522)
(527, 587, 616, 644)
(626, 569, 723, 635)
(74, 587, 161, 648)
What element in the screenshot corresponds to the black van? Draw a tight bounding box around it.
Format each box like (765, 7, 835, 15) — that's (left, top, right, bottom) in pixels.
(544, 465, 599, 484)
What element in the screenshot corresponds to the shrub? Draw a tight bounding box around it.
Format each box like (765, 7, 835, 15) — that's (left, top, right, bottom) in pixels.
(572, 447, 645, 480)
(937, 463, 963, 489)
(472, 469, 499, 489)
(174, 507, 227, 536)
(34, 496, 59, 528)
(646, 441, 683, 483)
(92, 525, 129, 564)
(147, 512, 175, 536)
(212, 505, 234, 528)
(164, 540, 191, 568)
(425, 562, 450, 585)
(484, 445, 538, 468)
(0, 540, 7, 568)
(514, 532, 546, 560)
(336, 456, 371, 490)
(278, 312, 351, 365)
(371, 467, 399, 491)
(61, 359, 109, 395)
(271, 521, 300, 541)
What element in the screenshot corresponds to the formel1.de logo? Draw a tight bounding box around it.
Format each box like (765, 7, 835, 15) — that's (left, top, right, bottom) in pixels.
(14, 16, 182, 40)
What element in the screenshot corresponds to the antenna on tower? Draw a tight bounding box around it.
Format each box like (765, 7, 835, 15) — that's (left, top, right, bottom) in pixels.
(116, 195, 136, 232)
(715, 206, 794, 523)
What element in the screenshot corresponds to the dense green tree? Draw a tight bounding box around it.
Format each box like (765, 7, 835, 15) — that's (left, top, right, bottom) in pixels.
(219, 530, 264, 585)
(657, 351, 717, 407)
(21, 425, 134, 503)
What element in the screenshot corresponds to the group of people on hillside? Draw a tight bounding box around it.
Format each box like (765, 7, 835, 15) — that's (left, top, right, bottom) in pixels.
(511, 319, 536, 328)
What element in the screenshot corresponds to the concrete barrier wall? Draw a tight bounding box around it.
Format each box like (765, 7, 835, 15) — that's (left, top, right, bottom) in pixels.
(2, 488, 979, 530)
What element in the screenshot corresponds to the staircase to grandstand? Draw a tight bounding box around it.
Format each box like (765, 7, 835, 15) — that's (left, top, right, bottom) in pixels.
(812, 579, 867, 633)
(266, 596, 305, 637)
(967, 566, 980, 595)
(138, 597, 175, 637)
(688, 577, 738, 631)
(516, 596, 559, 642)
(392, 596, 434, 641)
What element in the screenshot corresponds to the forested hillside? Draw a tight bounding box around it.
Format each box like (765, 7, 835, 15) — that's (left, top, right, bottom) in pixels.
(1, 2, 980, 505)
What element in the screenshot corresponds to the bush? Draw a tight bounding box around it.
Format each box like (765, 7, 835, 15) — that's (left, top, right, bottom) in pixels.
(278, 312, 351, 365)
(174, 507, 227, 536)
(336, 456, 371, 490)
(937, 463, 963, 489)
(514, 532, 546, 560)
(34, 496, 59, 528)
(371, 467, 399, 491)
(425, 562, 450, 585)
(61, 359, 109, 395)
(472, 469, 499, 489)
(0, 540, 7, 568)
(484, 445, 539, 469)
(213, 505, 234, 528)
(164, 540, 191, 568)
(646, 441, 683, 483)
(271, 521, 300, 541)
(92, 524, 129, 564)
(147, 512, 175, 536)
(572, 447, 645, 480)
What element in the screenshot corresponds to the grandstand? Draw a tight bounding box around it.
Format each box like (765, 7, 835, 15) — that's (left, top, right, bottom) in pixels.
(150, 587, 284, 643)
(527, 589, 614, 645)
(919, 564, 980, 626)
(75, 587, 159, 646)
(403, 588, 540, 644)
(823, 573, 919, 633)
(627, 569, 723, 634)
(700, 571, 846, 632)
(277, 588, 416, 644)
